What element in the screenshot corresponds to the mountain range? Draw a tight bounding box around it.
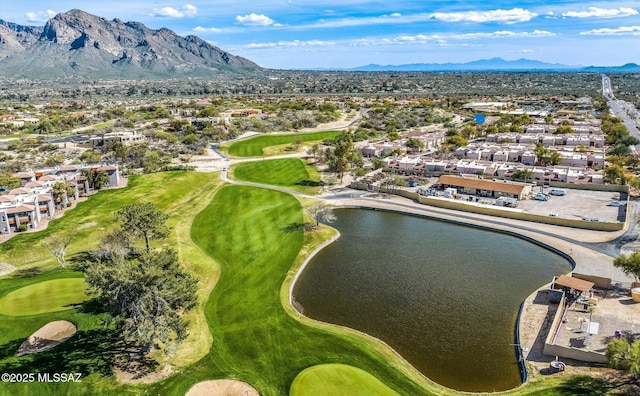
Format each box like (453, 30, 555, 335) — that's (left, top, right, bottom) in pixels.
(0, 9, 638, 79)
(343, 58, 640, 72)
(0, 9, 259, 79)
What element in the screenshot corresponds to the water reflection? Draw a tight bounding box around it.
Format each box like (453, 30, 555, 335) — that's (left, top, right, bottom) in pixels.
(293, 209, 571, 392)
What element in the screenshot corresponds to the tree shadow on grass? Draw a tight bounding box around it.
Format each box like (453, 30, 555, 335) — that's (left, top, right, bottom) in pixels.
(67, 251, 95, 270)
(282, 222, 315, 233)
(0, 323, 158, 378)
(295, 180, 324, 187)
(554, 374, 639, 396)
(0, 327, 122, 376)
(11, 267, 43, 278)
(0, 339, 23, 361)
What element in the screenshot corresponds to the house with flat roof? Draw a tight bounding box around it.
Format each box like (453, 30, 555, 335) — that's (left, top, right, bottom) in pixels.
(438, 175, 532, 200)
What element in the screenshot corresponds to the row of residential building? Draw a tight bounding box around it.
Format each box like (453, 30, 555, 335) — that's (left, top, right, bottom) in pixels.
(485, 133, 605, 147)
(361, 132, 447, 157)
(455, 143, 606, 168)
(382, 156, 604, 185)
(0, 165, 119, 234)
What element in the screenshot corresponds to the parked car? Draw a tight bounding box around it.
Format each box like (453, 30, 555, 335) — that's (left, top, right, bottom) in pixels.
(532, 193, 549, 201)
(549, 188, 566, 196)
(607, 200, 626, 207)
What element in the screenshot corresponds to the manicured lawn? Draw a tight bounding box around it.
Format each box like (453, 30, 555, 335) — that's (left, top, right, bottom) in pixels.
(290, 364, 400, 396)
(0, 278, 90, 316)
(233, 158, 322, 194)
(0, 171, 608, 396)
(227, 131, 340, 157)
(0, 268, 128, 396)
(0, 172, 220, 270)
(0, 171, 223, 395)
(142, 185, 430, 395)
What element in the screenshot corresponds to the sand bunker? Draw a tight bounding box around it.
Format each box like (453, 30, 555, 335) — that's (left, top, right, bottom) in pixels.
(17, 320, 77, 355)
(185, 379, 260, 396)
(0, 262, 16, 277)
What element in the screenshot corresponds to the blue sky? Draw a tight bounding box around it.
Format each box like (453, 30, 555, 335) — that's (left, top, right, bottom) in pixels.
(2, 1, 640, 69)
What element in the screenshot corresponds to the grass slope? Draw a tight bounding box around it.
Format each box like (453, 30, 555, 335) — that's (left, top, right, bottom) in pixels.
(233, 158, 321, 194)
(0, 278, 90, 316)
(0, 172, 222, 395)
(0, 172, 219, 270)
(227, 131, 339, 157)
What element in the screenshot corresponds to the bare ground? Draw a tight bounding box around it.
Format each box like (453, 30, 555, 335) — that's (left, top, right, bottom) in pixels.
(185, 380, 260, 396)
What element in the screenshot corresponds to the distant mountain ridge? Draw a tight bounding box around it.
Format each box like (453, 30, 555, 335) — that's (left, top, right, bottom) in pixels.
(0, 9, 260, 79)
(340, 58, 640, 72)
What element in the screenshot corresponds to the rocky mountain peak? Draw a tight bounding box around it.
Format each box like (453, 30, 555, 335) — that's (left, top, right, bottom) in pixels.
(0, 9, 260, 78)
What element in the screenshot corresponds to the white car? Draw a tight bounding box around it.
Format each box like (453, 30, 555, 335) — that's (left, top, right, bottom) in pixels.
(532, 193, 549, 201)
(607, 201, 625, 207)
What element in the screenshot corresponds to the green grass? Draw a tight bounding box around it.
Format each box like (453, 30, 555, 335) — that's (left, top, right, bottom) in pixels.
(0, 172, 219, 270)
(0, 278, 90, 316)
(142, 185, 430, 395)
(226, 131, 340, 157)
(0, 171, 610, 395)
(0, 171, 223, 395)
(232, 158, 322, 194)
(290, 364, 400, 396)
(0, 268, 127, 396)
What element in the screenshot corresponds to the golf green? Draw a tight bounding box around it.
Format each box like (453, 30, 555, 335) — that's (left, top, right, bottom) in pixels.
(290, 364, 400, 396)
(0, 278, 90, 316)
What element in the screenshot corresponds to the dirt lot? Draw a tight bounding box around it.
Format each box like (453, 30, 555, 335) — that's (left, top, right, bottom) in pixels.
(554, 288, 640, 355)
(520, 284, 640, 379)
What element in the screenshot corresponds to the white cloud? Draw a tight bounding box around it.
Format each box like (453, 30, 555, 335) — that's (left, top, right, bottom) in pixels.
(350, 30, 554, 46)
(246, 40, 335, 49)
(25, 9, 57, 23)
(236, 13, 277, 26)
(431, 8, 537, 24)
(294, 9, 533, 30)
(194, 26, 223, 33)
(562, 7, 638, 19)
(453, 30, 555, 39)
(151, 4, 198, 18)
(580, 26, 640, 35)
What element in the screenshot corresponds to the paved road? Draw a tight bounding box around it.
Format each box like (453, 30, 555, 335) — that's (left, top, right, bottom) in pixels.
(602, 74, 640, 147)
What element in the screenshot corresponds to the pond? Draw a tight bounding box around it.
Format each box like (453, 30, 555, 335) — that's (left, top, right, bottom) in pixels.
(292, 209, 571, 392)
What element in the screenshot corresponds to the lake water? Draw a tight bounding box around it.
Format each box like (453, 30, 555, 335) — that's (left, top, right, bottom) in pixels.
(292, 209, 571, 392)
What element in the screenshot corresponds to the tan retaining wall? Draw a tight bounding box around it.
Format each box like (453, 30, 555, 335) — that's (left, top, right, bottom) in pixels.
(542, 343, 607, 363)
(573, 273, 612, 290)
(547, 182, 629, 194)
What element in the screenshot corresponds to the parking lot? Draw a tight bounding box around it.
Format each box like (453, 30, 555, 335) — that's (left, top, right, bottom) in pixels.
(409, 179, 627, 224)
(517, 188, 626, 223)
